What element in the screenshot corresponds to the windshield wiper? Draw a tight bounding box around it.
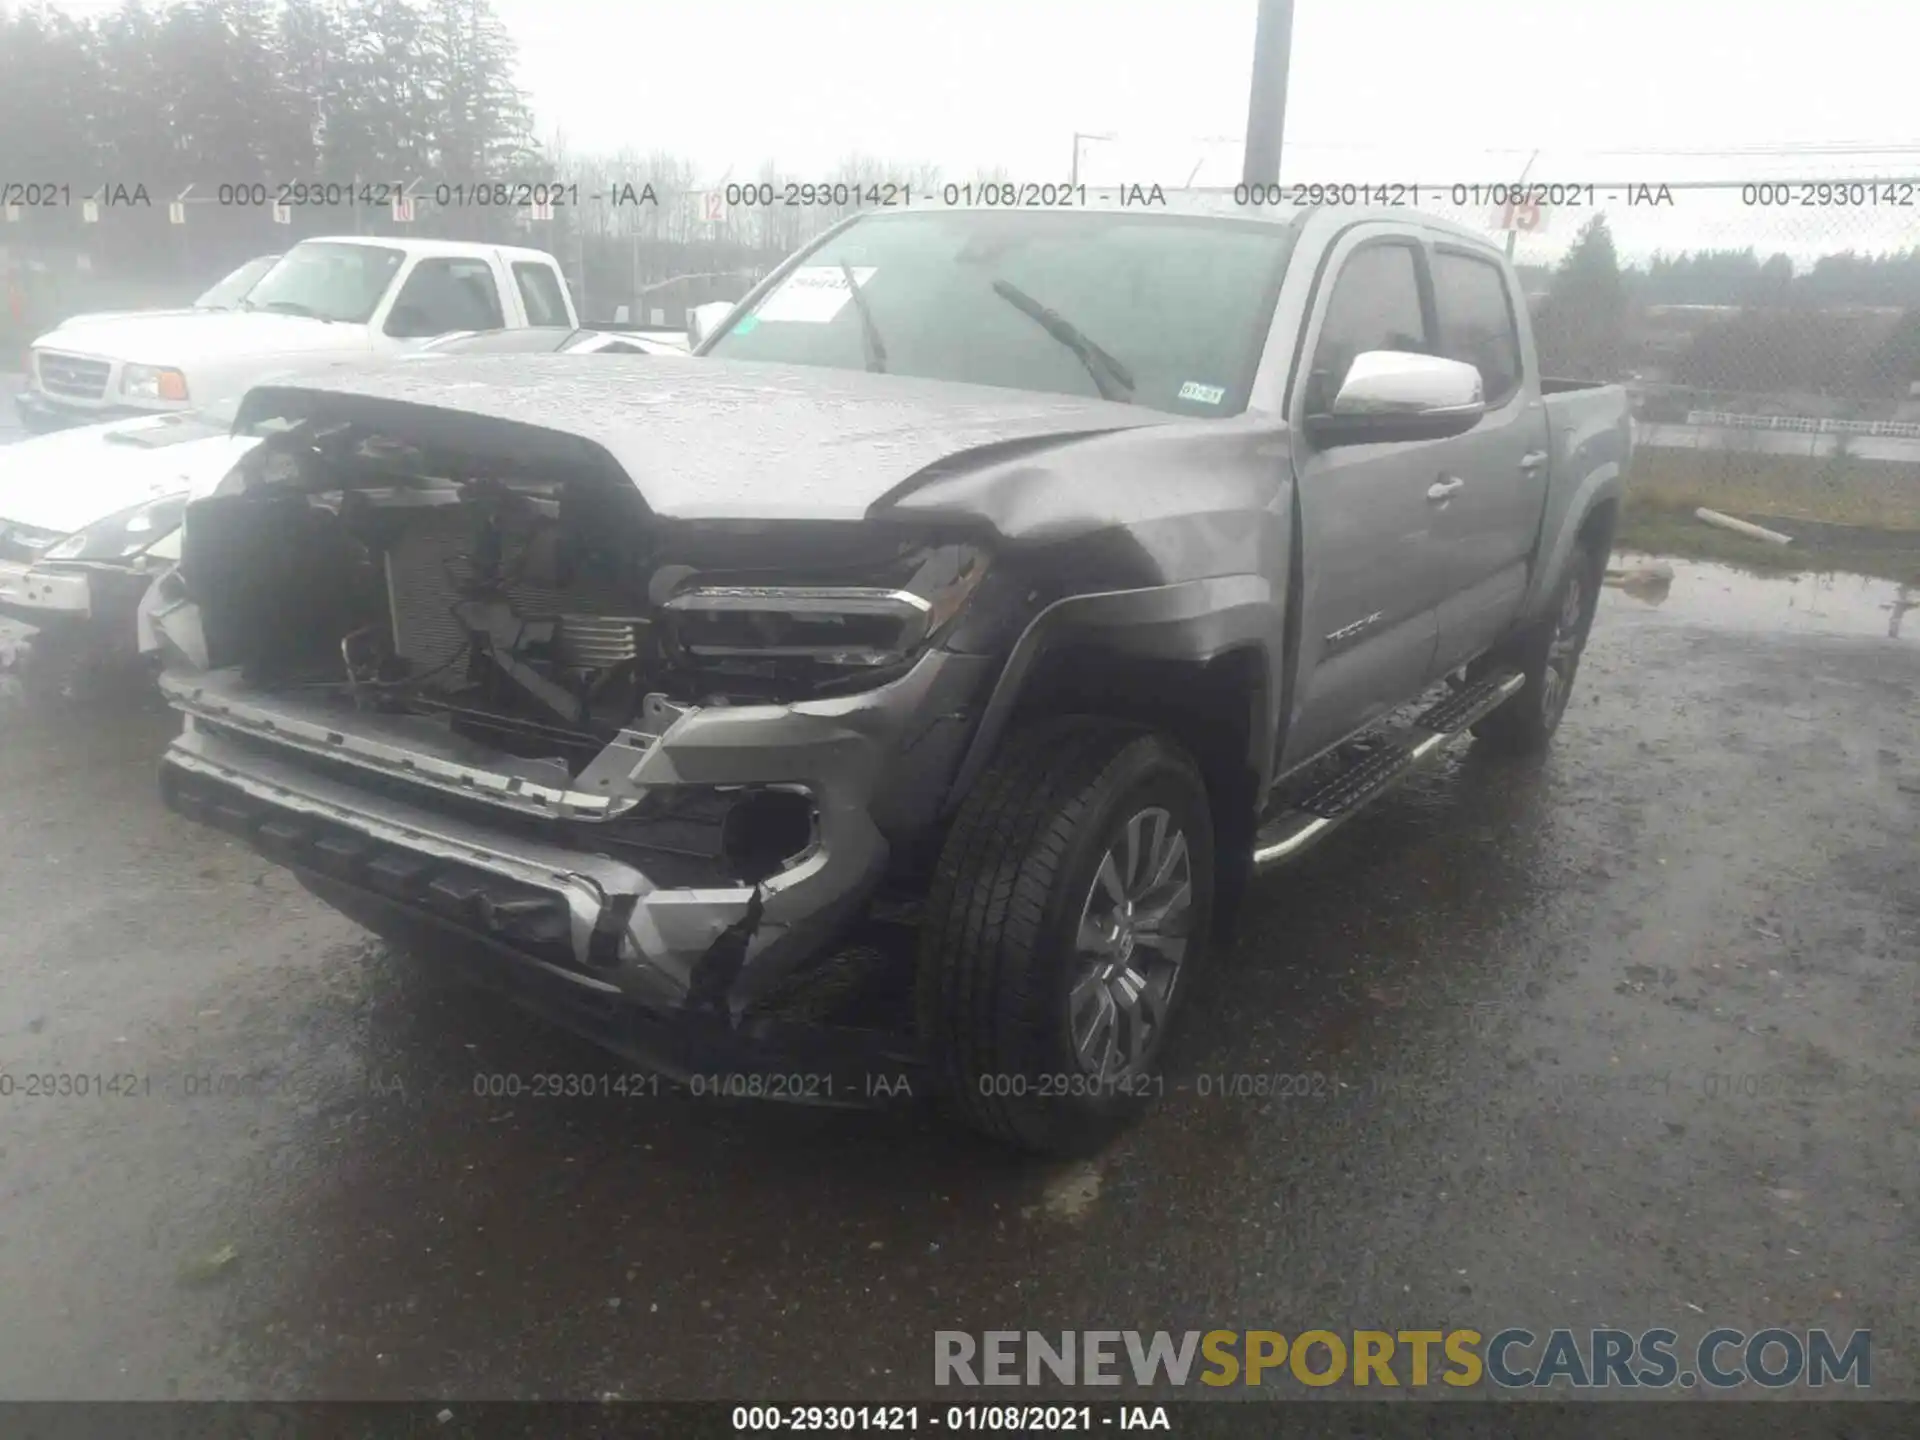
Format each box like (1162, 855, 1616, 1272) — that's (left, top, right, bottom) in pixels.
(988, 278, 1134, 401)
(840, 261, 887, 373)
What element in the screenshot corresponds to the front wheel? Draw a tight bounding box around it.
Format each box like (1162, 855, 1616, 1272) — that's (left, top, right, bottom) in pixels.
(1471, 539, 1602, 754)
(916, 718, 1214, 1154)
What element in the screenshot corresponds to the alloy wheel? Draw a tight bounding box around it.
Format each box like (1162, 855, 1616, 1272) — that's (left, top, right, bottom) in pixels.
(1068, 806, 1193, 1082)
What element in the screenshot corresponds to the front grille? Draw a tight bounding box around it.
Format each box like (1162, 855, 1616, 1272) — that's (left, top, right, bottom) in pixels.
(0, 522, 65, 565)
(34, 351, 111, 400)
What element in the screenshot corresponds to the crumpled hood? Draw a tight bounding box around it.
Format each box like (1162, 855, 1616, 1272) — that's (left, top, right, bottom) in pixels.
(0, 418, 259, 535)
(237, 354, 1171, 521)
(34, 310, 375, 368)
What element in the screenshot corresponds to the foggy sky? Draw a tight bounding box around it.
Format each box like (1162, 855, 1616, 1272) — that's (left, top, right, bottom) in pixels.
(41, 0, 1920, 258)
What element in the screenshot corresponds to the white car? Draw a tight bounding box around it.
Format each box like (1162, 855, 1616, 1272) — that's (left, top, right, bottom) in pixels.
(19, 235, 577, 433)
(1, 326, 694, 690)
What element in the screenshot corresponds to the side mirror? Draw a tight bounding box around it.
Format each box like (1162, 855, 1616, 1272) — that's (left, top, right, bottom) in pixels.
(1304, 351, 1486, 448)
(687, 301, 735, 349)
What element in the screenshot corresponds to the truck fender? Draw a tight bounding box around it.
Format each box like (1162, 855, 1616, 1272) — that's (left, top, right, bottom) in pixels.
(939, 574, 1283, 819)
(1523, 461, 1625, 623)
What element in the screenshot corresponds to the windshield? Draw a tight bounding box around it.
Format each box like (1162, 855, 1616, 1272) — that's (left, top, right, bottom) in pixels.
(193, 255, 279, 310)
(240, 242, 407, 324)
(703, 209, 1300, 416)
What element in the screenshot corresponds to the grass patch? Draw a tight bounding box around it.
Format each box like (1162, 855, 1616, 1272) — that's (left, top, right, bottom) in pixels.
(1617, 498, 1920, 583)
(1619, 449, 1920, 582)
(1627, 449, 1920, 532)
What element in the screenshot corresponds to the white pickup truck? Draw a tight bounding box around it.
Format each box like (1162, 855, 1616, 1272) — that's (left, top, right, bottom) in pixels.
(18, 236, 578, 433)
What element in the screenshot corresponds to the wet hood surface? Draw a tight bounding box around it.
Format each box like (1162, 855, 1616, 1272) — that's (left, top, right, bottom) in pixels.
(242, 355, 1170, 520)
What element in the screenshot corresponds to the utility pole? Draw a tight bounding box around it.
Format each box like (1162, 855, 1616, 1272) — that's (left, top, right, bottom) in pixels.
(1241, 0, 1294, 187)
(1505, 149, 1541, 259)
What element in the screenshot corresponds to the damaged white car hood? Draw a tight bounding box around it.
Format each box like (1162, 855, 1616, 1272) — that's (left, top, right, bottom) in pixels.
(0, 415, 258, 535)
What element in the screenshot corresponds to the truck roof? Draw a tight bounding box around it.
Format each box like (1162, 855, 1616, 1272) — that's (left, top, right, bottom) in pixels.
(293, 235, 561, 264)
(868, 190, 1510, 258)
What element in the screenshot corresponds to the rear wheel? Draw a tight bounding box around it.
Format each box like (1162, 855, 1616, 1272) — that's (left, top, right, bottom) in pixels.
(916, 718, 1213, 1154)
(1471, 539, 1602, 754)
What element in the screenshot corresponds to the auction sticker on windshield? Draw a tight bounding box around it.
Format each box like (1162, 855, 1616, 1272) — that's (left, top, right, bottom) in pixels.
(1178, 381, 1226, 405)
(753, 266, 876, 323)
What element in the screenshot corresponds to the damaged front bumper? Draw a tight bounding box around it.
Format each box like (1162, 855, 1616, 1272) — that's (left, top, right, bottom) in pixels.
(155, 647, 992, 1100)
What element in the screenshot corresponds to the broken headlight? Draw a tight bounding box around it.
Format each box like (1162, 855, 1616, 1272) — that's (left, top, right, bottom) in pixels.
(40, 493, 189, 562)
(661, 543, 989, 669)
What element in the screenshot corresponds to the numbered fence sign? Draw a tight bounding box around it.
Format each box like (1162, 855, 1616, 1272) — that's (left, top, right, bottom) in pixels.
(272, 202, 292, 224)
(392, 194, 415, 223)
(1496, 198, 1545, 233)
(702, 190, 726, 225)
(168, 201, 186, 225)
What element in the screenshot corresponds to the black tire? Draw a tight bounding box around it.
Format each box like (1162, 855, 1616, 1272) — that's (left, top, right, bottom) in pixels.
(916, 717, 1214, 1155)
(6, 626, 130, 704)
(1471, 537, 1604, 755)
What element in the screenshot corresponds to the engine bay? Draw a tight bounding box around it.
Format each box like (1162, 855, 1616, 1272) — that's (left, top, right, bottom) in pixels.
(174, 417, 984, 781)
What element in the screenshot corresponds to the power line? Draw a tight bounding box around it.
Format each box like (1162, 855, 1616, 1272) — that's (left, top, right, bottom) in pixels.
(1109, 136, 1920, 160)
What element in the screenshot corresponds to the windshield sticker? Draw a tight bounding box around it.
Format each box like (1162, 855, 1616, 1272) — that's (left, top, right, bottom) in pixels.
(1178, 381, 1226, 405)
(753, 265, 876, 324)
(732, 315, 760, 335)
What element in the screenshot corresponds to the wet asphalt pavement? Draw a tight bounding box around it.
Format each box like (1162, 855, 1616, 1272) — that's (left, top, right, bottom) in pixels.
(0, 558, 1915, 1402)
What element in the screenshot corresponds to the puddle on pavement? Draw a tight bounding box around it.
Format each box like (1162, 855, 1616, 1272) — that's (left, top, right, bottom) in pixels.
(1610, 551, 1919, 643)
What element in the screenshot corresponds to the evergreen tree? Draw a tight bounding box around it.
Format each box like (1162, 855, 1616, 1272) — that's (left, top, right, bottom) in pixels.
(1535, 215, 1629, 378)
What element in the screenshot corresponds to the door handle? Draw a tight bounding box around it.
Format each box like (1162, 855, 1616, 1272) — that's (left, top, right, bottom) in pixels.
(1427, 476, 1464, 502)
(1520, 450, 1549, 472)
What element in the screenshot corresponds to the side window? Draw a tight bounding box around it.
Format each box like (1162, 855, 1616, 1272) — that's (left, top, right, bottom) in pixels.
(386, 259, 505, 338)
(1432, 249, 1523, 406)
(1305, 242, 1430, 414)
(514, 262, 571, 327)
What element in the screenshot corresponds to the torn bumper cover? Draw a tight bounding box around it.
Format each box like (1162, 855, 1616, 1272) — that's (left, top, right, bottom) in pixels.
(156, 648, 991, 1099)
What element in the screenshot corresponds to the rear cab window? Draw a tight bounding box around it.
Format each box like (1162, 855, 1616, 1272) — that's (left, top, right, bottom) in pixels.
(513, 262, 573, 328)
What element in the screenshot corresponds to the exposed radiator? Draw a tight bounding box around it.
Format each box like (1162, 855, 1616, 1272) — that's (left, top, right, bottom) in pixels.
(383, 506, 639, 681)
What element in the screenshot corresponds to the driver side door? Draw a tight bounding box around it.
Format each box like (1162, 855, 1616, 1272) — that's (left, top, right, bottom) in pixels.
(1279, 228, 1451, 771)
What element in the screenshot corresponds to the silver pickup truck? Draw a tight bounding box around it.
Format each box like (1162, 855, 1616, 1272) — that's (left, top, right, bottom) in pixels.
(147, 197, 1630, 1153)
